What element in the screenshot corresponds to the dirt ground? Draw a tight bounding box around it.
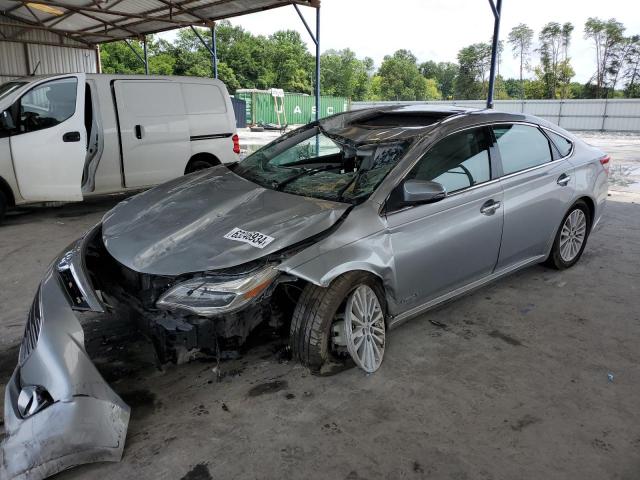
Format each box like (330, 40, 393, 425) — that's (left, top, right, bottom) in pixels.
(0, 134, 639, 480)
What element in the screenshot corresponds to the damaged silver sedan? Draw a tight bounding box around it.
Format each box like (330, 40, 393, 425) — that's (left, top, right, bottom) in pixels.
(2, 105, 609, 479)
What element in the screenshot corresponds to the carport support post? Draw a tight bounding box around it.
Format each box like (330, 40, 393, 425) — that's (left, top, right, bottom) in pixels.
(190, 26, 218, 80)
(487, 0, 502, 109)
(143, 36, 149, 75)
(211, 25, 218, 79)
(293, 3, 321, 122)
(124, 39, 147, 73)
(315, 6, 320, 121)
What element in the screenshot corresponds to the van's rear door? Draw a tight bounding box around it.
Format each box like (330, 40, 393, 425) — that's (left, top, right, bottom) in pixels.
(11, 74, 86, 201)
(113, 80, 190, 188)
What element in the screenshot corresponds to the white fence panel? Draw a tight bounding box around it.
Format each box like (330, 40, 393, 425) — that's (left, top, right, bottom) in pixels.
(351, 99, 640, 132)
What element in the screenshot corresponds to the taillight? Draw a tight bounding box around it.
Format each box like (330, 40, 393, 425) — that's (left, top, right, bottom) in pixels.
(599, 155, 610, 175)
(232, 134, 240, 155)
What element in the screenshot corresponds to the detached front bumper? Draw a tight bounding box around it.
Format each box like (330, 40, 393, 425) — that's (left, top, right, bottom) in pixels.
(1, 234, 130, 480)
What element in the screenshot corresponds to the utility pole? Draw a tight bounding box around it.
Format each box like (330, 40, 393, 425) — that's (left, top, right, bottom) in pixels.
(487, 0, 502, 108)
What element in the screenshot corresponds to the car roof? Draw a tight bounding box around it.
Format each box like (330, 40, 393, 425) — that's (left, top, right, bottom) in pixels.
(321, 104, 544, 145)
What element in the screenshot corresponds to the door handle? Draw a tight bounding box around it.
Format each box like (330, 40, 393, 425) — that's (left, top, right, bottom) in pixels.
(62, 131, 81, 142)
(557, 173, 571, 186)
(134, 125, 143, 139)
(480, 199, 501, 216)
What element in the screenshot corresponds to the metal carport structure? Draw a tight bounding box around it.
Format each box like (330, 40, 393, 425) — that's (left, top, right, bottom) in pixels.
(0, 0, 323, 117)
(0, 0, 506, 113)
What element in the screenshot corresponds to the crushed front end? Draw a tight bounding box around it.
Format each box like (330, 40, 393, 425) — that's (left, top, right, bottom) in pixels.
(1, 223, 297, 479)
(83, 225, 291, 365)
(1, 226, 130, 480)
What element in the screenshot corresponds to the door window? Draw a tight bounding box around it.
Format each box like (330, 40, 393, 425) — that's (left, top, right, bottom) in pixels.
(18, 77, 77, 134)
(493, 124, 552, 175)
(407, 127, 492, 194)
(118, 81, 185, 116)
(546, 130, 573, 157)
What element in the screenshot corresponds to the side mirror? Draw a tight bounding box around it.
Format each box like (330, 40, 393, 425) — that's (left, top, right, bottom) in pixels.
(402, 179, 446, 205)
(0, 109, 15, 130)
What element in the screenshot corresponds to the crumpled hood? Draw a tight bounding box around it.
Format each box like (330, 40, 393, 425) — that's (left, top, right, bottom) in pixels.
(101, 166, 350, 276)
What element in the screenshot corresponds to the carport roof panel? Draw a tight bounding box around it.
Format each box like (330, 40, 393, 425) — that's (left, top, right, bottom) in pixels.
(0, 0, 320, 45)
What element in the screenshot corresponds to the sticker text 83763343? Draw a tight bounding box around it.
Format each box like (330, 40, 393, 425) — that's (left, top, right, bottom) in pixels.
(224, 228, 275, 249)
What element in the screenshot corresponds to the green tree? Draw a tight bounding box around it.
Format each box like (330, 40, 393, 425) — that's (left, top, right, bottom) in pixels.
(420, 61, 459, 99)
(623, 35, 640, 97)
(214, 21, 271, 89)
(368, 75, 383, 101)
(377, 50, 439, 100)
(584, 17, 626, 98)
(503, 78, 521, 98)
(538, 22, 572, 98)
(507, 23, 534, 99)
(321, 49, 373, 100)
(100, 40, 147, 74)
(262, 30, 314, 93)
(455, 43, 491, 99)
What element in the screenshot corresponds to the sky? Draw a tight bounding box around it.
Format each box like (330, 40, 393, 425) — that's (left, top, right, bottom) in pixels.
(160, 0, 640, 84)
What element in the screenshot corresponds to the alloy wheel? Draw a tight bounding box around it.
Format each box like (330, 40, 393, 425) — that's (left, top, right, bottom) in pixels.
(344, 285, 385, 373)
(560, 209, 587, 262)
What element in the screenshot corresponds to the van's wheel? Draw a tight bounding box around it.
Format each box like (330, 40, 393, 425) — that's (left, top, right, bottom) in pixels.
(290, 272, 386, 374)
(0, 191, 7, 224)
(185, 158, 219, 174)
(545, 200, 591, 270)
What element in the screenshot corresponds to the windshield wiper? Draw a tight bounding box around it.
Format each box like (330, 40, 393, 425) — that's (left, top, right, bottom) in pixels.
(273, 165, 338, 191)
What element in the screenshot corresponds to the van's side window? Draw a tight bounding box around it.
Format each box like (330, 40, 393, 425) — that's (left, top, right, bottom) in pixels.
(407, 127, 492, 194)
(19, 77, 77, 134)
(493, 124, 552, 175)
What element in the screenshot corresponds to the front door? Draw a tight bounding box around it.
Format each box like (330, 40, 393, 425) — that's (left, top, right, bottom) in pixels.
(10, 75, 87, 201)
(386, 127, 504, 312)
(114, 80, 190, 188)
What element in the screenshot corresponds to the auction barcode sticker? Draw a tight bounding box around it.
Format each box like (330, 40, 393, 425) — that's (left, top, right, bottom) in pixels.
(224, 227, 275, 249)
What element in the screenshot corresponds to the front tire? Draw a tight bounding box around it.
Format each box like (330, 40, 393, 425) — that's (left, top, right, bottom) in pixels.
(545, 200, 591, 270)
(290, 272, 386, 374)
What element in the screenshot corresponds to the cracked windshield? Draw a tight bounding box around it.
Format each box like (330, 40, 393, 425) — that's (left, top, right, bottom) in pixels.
(232, 125, 409, 203)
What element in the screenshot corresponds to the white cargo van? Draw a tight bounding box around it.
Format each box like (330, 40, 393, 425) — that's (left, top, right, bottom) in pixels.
(0, 73, 239, 222)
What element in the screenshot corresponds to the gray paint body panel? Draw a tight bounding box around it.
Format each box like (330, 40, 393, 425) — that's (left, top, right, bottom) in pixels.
(1, 269, 129, 480)
(101, 166, 350, 275)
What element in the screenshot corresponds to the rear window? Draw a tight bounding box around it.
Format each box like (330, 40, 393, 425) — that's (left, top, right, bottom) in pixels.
(546, 130, 573, 157)
(493, 124, 552, 175)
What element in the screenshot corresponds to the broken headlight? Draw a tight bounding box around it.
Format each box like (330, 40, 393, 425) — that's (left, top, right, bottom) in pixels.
(156, 265, 279, 316)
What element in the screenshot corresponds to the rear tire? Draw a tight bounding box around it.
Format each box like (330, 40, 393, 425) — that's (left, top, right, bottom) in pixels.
(290, 272, 385, 374)
(545, 200, 591, 270)
(185, 158, 219, 174)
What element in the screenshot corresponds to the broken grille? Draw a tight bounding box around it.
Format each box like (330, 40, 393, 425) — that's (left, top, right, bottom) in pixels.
(19, 287, 42, 366)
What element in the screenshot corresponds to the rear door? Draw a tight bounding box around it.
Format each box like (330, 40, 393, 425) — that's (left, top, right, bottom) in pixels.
(11, 74, 87, 201)
(493, 123, 575, 269)
(386, 127, 504, 310)
(114, 80, 190, 188)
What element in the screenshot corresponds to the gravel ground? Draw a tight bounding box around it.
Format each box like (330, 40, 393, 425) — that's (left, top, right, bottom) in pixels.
(574, 131, 640, 193)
